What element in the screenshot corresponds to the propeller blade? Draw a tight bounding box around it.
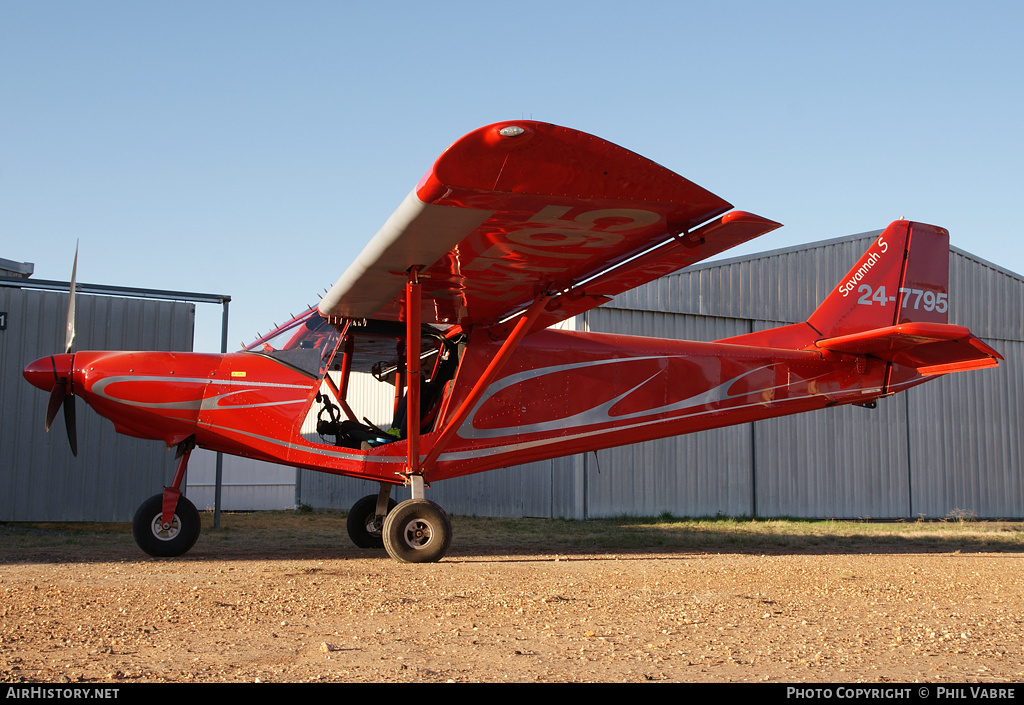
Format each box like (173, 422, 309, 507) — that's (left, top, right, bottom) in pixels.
(65, 242, 78, 353)
(63, 394, 78, 457)
(44, 382, 66, 432)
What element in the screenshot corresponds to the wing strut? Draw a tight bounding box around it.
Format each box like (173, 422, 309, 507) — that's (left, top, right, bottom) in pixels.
(420, 293, 552, 473)
(405, 269, 423, 479)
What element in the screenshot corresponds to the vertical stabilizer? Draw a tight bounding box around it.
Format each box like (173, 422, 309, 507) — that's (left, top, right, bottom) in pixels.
(807, 220, 950, 338)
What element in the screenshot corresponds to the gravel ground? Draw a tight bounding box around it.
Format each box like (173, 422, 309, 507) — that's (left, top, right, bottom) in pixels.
(1, 521, 1023, 683)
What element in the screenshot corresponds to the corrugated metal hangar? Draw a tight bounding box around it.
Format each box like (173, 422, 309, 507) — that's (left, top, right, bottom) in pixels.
(0, 265, 225, 522)
(299, 230, 1024, 521)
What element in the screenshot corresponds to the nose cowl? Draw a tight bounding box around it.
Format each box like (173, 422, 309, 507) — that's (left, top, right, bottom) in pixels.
(24, 354, 75, 393)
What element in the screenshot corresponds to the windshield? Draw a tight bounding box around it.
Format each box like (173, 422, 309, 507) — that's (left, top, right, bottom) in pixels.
(243, 308, 342, 377)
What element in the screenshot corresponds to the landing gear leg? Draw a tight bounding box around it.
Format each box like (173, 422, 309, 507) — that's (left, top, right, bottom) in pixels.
(132, 439, 201, 558)
(346, 484, 397, 549)
(381, 273, 453, 563)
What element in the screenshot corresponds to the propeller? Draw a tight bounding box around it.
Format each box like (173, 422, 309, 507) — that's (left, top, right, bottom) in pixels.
(43, 356, 77, 456)
(27, 243, 79, 456)
(65, 241, 77, 354)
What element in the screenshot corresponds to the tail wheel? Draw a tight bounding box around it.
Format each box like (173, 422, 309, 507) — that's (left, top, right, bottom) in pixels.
(132, 493, 201, 558)
(382, 499, 452, 563)
(346, 494, 397, 549)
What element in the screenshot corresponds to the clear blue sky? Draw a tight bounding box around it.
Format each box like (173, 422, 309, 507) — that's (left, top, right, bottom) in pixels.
(3, 1, 1021, 352)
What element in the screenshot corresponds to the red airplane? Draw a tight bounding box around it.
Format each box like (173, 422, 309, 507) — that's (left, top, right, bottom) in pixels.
(24, 121, 1002, 563)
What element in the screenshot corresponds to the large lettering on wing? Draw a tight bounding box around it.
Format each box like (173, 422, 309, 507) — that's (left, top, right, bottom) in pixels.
(432, 204, 664, 304)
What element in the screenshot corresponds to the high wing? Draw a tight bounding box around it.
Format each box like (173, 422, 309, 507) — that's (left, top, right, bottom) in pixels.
(319, 121, 781, 330)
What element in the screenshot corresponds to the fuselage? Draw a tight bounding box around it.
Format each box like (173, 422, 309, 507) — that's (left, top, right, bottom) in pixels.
(24, 325, 922, 485)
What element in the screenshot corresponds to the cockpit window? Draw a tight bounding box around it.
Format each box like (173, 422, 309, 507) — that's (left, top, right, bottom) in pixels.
(243, 308, 342, 377)
(310, 319, 463, 448)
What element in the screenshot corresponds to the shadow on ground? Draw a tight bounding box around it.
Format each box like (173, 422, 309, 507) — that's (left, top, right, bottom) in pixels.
(2, 511, 1021, 565)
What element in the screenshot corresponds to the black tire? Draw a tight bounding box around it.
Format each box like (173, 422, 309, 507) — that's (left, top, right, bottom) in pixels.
(346, 494, 397, 549)
(382, 499, 452, 563)
(132, 493, 201, 558)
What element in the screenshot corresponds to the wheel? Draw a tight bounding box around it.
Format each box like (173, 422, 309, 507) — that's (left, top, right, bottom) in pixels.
(382, 499, 452, 563)
(346, 494, 397, 548)
(132, 493, 201, 558)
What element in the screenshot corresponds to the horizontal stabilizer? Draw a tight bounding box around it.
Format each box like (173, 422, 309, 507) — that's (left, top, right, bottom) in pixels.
(815, 322, 1003, 376)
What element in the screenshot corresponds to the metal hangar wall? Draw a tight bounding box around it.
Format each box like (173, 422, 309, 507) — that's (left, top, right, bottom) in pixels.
(302, 231, 1023, 520)
(0, 281, 196, 521)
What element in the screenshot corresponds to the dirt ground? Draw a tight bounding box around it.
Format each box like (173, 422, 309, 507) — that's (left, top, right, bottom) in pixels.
(1, 515, 1023, 684)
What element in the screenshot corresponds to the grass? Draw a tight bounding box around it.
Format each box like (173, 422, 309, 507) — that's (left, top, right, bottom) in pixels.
(450, 513, 1024, 553)
(1, 510, 1022, 560)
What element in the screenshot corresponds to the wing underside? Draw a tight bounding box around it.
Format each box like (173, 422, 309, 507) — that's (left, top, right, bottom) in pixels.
(320, 121, 781, 329)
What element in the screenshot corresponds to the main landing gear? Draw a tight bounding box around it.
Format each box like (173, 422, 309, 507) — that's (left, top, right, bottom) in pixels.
(346, 481, 452, 563)
(346, 492, 397, 549)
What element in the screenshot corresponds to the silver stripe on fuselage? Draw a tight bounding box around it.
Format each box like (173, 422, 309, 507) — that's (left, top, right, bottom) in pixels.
(90, 375, 311, 411)
(459, 357, 816, 440)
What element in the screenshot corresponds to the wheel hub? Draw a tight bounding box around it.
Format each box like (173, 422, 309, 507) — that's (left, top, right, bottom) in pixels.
(364, 516, 384, 536)
(402, 519, 433, 549)
(150, 514, 180, 541)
